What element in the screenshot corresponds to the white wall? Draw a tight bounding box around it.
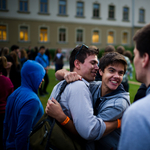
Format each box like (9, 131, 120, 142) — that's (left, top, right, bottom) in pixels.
(0, 0, 150, 27)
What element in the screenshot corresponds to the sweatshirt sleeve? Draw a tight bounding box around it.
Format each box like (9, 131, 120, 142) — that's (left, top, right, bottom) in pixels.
(15, 100, 40, 150)
(97, 97, 130, 121)
(66, 81, 106, 140)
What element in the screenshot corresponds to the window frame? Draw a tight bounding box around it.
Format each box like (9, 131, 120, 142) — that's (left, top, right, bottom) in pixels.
(139, 8, 145, 23)
(39, 0, 49, 14)
(75, 27, 85, 44)
(123, 6, 129, 21)
(107, 29, 116, 44)
(58, 0, 67, 16)
(0, 0, 8, 11)
(57, 26, 68, 43)
(93, 3, 100, 18)
(121, 30, 130, 45)
(91, 29, 101, 44)
(18, 0, 30, 13)
(39, 25, 49, 43)
(108, 5, 115, 20)
(0, 24, 8, 41)
(76, 1, 84, 17)
(18, 24, 30, 42)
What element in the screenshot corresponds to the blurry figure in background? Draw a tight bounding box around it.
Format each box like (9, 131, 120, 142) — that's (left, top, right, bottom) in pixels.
(1, 47, 9, 56)
(27, 46, 34, 60)
(10, 45, 19, 55)
(95, 45, 116, 81)
(124, 50, 133, 79)
(45, 48, 51, 66)
(104, 45, 116, 55)
(35, 46, 49, 96)
(33, 46, 38, 60)
(3, 55, 21, 90)
(0, 56, 14, 150)
(10, 51, 21, 71)
(116, 46, 133, 92)
(3, 60, 45, 150)
(20, 48, 28, 67)
(53, 48, 64, 72)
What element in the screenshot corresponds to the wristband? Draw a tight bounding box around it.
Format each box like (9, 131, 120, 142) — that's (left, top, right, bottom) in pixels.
(61, 116, 70, 125)
(117, 119, 121, 128)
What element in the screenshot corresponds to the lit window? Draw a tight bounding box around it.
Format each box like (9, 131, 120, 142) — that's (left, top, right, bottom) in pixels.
(92, 31, 99, 43)
(93, 4, 99, 18)
(139, 9, 145, 22)
(122, 32, 128, 44)
(40, 0, 48, 13)
(0, 0, 6, 10)
(20, 26, 28, 41)
(107, 31, 114, 44)
(59, 0, 66, 15)
(59, 28, 66, 42)
(77, 2, 83, 16)
(123, 7, 129, 21)
(77, 29, 83, 42)
(19, 0, 28, 12)
(108, 5, 115, 19)
(40, 27, 48, 42)
(0, 25, 7, 40)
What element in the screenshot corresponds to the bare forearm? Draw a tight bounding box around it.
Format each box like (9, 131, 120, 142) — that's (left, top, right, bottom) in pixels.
(56, 113, 79, 135)
(55, 69, 69, 81)
(103, 120, 118, 136)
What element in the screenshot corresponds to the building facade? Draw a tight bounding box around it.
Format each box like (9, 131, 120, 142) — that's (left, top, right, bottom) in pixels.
(0, 0, 150, 50)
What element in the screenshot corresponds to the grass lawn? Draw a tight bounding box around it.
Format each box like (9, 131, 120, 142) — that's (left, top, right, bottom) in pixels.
(39, 65, 141, 110)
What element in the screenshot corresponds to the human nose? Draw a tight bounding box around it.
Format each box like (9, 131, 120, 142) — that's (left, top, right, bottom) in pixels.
(114, 72, 119, 78)
(94, 64, 99, 70)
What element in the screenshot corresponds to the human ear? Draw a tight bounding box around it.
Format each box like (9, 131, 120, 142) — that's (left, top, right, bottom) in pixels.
(74, 59, 80, 70)
(142, 53, 149, 68)
(99, 69, 103, 76)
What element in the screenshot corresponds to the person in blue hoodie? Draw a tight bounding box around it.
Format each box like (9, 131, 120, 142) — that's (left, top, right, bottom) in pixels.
(35, 46, 49, 96)
(3, 60, 45, 150)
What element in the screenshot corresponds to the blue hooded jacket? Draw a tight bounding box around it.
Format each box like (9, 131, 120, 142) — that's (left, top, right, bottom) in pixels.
(3, 60, 45, 150)
(89, 81, 130, 150)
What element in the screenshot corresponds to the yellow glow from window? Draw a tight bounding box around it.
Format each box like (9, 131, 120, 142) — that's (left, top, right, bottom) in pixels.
(3, 31, 6, 40)
(20, 31, 24, 40)
(122, 32, 127, 44)
(40, 28, 48, 42)
(0, 31, 2, 40)
(44, 33, 48, 42)
(0, 25, 7, 40)
(107, 32, 114, 43)
(92, 31, 99, 43)
(24, 32, 28, 41)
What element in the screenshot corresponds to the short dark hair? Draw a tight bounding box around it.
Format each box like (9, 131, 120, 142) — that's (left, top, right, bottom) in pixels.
(133, 23, 150, 57)
(11, 45, 19, 51)
(99, 52, 127, 74)
(69, 45, 99, 72)
(116, 46, 125, 55)
(39, 46, 45, 50)
(104, 45, 116, 54)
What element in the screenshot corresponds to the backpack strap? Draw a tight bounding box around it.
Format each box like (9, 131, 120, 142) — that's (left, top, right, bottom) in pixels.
(55, 80, 68, 102)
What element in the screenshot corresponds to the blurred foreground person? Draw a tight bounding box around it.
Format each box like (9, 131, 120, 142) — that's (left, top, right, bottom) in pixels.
(118, 23, 150, 150)
(3, 60, 45, 150)
(0, 56, 14, 150)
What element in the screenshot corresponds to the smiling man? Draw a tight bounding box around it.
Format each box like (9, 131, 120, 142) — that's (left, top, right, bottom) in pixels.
(118, 23, 150, 150)
(46, 51, 130, 150)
